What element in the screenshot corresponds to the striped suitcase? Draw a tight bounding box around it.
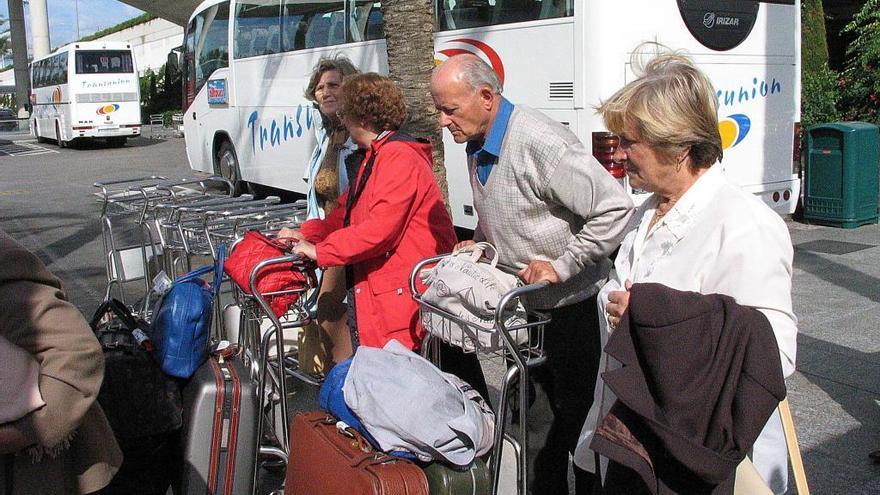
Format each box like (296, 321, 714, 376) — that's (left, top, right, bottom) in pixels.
(180, 352, 258, 495)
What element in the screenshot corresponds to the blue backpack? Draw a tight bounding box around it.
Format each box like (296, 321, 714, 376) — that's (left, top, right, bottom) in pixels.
(150, 246, 225, 379)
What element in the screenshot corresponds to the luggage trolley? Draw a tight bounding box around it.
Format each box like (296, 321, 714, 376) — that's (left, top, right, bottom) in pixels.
(155, 195, 284, 276)
(94, 175, 169, 305)
(409, 255, 550, 495)
(93, 175, 234, 311)
(248, 252, 320, 449)
(217, 228, 321, 487)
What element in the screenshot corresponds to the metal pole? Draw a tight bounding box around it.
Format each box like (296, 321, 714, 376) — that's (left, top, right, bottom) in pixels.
(7, 0, 31, 118)
(74, 0, 80, 41)
(28, 0, 50, 58)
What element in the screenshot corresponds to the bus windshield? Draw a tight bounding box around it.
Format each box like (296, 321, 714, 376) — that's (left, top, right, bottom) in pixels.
(75, 50, 134, 74)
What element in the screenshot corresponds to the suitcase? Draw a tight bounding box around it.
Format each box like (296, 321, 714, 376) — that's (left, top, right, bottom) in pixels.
(422, 458, 491, 495)
(180, 352, 258, 495)
(285, 411, 430, 495)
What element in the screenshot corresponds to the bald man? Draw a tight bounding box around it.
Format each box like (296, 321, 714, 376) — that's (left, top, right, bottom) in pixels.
(431, 55, 633, 495)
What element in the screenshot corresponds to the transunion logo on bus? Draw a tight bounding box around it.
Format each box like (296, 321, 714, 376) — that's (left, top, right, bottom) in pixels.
(715, 75, 784, 149)
(719, 114, 750, 150)
(247, 104, 314, 153)
(436, 39, 505, 85)
(97, 104, 119, 115)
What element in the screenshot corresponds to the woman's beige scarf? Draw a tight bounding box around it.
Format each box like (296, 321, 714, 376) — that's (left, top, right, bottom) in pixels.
(314, 120, 351, 215)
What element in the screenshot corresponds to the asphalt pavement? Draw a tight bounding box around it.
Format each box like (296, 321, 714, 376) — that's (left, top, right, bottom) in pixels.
(0, 131, 877, 494)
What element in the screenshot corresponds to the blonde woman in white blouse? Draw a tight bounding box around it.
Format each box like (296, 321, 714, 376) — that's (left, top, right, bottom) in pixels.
(573, 49, 798, 494)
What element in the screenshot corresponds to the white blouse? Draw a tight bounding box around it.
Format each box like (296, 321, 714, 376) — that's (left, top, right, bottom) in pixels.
(574, 164, 798, 493)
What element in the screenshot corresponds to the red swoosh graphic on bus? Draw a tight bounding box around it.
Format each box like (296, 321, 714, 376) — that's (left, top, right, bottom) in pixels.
(439, 38, 505, 85)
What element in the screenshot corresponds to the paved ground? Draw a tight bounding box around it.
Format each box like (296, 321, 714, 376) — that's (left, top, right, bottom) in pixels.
(0, 132, 878, 493)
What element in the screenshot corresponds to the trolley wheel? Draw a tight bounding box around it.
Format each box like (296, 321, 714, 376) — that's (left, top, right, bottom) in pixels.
(215, 140, 249, 196)
(55, 121, 67, 149)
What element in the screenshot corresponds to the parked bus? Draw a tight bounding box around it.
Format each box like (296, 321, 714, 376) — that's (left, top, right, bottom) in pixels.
(30, 41, 142, 147)
(182, 0, 800, 229)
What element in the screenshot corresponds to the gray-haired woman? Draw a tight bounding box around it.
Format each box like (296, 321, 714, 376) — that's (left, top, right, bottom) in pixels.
(300, 55, 359, 364)
(574, 49, 798, 494)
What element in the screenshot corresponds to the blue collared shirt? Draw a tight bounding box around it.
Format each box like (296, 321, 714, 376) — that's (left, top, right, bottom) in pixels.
(466, 97, 514, 186)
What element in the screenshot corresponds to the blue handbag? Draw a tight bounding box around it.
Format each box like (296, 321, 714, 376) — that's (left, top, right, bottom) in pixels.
(150, 245, 225, 379)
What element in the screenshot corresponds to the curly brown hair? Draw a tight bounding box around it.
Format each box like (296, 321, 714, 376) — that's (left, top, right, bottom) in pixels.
(339, 73, 407, 132)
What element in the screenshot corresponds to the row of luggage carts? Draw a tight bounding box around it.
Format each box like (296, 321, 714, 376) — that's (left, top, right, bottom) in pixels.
(92, 174, 550, 494)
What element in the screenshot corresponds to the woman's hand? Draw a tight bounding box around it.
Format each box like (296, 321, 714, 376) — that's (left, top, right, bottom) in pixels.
(292, 240, 318, 261)
(453, 240, 476, 253)
(277, 227, 305, 241)
(606, 280, 633, 330)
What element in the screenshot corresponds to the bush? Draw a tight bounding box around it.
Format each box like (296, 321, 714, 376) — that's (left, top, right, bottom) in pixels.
(161, 109, 180, 127)
(801, 63, 842, 129)
(139, 63, 182, 124)
(839, 0, 880, 124)
(801, 0, 829, 75)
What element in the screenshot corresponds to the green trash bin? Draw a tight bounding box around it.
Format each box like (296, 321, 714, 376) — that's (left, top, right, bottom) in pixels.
(804, 122, 879, 228)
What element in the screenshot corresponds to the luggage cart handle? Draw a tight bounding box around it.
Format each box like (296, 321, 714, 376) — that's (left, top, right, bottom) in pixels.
(156, 176, 235, 198)
(93, 175, 167, 196)
(249, 254, 319, 316)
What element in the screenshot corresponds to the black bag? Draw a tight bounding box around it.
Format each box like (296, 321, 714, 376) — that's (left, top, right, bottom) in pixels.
(90, 298, 183, 439)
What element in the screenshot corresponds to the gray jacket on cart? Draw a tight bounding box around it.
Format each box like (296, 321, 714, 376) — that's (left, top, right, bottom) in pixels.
(343, 340, 495, 466)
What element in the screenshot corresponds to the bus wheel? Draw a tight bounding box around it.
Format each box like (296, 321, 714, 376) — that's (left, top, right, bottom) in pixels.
(55, 122, 67, 149)
(215, 141, 247, 196)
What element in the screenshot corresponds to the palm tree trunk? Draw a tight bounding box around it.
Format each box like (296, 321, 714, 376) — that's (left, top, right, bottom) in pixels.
(381, 0, 450, 206)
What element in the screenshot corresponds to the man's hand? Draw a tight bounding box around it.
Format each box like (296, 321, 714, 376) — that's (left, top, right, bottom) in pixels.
(517, 260, 560, 285)
(277, 227, 305, 242)
(292, 240, 318, 261)
(606, 280, 632, 330)
(453, 240, 476, 253)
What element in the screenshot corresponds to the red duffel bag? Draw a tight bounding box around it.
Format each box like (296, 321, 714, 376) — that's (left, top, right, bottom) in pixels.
(224, 230, 313, 317)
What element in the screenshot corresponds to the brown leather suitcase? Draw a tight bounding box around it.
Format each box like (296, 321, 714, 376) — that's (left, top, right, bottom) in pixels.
(285, 411, 429, 495)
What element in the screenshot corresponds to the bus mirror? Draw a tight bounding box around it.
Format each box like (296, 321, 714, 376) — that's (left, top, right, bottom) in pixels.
(167, 51, 180, 73)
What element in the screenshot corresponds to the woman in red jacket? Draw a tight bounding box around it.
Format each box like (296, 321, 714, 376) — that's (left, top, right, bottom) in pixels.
(281, 73, 454, 352)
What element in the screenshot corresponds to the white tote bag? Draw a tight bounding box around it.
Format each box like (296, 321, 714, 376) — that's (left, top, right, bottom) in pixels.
(420, 242, 528, 351)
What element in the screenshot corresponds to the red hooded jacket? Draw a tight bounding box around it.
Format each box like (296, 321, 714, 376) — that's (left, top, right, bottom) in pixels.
(299, 132, 456, 350)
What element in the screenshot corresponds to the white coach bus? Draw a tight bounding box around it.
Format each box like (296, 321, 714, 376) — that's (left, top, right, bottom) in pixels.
(182, 0, 800, 229)
(30, 41, 142, 148)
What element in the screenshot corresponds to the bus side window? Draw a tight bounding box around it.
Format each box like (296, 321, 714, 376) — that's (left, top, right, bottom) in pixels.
(348, 0, 383, 42)
(435, 0, 570, 31)
(283, 0, 344, 50)
(281, 8, 306, 51)
(235, 0, 282, 58)
(35, 61, 44, 87)
(60, 55, 68, 83)
(306, 15, 332, 48)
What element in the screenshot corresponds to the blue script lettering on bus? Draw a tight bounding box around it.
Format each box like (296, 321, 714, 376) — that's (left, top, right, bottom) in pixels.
(247, 104, 314, 152)
(715, 76, 782, 107)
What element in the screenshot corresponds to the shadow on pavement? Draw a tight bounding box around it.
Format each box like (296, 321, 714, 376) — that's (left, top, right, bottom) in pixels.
(71, 136, 166, 150)
(793, 246, 880, 303)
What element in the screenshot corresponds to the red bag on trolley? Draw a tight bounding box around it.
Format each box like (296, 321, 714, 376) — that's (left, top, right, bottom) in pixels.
(224, 230, 312, 317)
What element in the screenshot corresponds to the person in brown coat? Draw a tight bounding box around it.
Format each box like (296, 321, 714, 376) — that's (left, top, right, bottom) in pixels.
(0, 229, 121, 495)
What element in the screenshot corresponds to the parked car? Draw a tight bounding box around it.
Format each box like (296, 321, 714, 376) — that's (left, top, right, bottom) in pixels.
(0, 108, 18, 131)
